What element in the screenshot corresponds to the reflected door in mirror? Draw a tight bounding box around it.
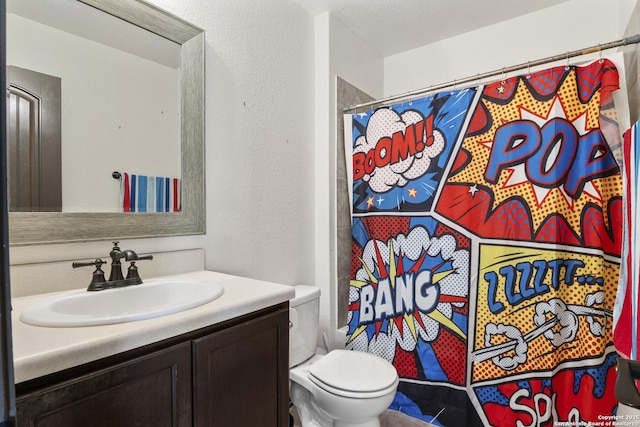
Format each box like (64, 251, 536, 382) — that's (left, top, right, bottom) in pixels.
(7, 65, 61, 212)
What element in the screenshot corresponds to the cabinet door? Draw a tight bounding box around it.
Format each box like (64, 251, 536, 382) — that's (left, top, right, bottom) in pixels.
(193, 306, 289, 427)
(16, 342, 192, 427)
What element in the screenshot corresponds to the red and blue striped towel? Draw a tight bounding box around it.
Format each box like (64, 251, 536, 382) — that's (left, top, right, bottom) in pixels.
(119, 173, 181, 213)
(615, 121, 640, 359)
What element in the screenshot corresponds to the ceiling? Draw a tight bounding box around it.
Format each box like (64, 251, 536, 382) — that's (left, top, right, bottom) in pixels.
(8, 0, 181, 68)
(294, 0, 569, 57)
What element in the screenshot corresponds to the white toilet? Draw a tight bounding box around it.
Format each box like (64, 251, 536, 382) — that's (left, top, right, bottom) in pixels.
(289, 285, 399, 427)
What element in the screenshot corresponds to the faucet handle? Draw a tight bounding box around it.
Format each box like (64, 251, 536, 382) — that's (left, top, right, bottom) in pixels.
(72, 259, 108, 291)
(72, 258, 107, 269)
(122, 250, 153, 262)
(124, 254, 153, 285)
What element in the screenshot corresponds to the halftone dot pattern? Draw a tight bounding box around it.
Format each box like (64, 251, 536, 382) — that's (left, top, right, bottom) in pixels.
(527, 67, 564, 97)
(454, 301, 469, 316)
(350, 240, 364, 278)
(360, 239, 388, 277)
(435, 222, 471, 250)
(536, 214, 580, 245)
(348, 333, 368, 354)
(573, 356, 611, 397)
(466, 102, 491, 135)
(472, 243, 619, 382)
(348, 287, 360, 306)
(393, 344, 419, 378)
(372, 332, 397, 363)
(431, 328, 466, 384)
(475, 384, 510, 406)
(577, 66, 598, 102)
(601, 105, 619, 123)
(346, 61, 622, 424)
(361, 216, 411, 243)
(488, 199, 530, 240)
(484, 78, 517, 102)
(356, 108, 438, 199)
(445, 65, 620, 239)
(420, 311, 440, 340)
(348, 216, 473, 385)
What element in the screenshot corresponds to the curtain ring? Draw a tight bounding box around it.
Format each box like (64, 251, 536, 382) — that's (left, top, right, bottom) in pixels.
(527, 61, 531, 79)
(598, 44, 604, 62)
(565, 52, 570, 70)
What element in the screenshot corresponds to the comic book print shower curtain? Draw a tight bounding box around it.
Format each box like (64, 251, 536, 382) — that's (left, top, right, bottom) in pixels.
(345, 59, 623, 427)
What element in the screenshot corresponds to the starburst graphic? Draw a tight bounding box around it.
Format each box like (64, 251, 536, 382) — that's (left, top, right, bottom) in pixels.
(347, 225, 470, 360)
(492, 97, 603, 208)
(348, 60, 623, 425)
(449, 69, 621, 234)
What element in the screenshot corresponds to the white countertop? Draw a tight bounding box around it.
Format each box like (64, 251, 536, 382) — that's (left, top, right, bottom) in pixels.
(11, 270, 295, 383)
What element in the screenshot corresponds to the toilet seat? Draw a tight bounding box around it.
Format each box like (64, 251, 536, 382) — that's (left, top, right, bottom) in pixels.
(308, 350, 398, 399)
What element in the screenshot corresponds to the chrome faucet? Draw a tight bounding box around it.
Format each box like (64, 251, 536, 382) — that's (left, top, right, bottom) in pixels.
(73, 242, 153, 291)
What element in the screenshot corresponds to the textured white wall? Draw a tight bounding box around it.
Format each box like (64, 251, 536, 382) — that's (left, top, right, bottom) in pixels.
(315, 13, 384, 343)
(623, 1, 640, 122)
(9, 0, 316, 296)
(10, 0, 638, 342)
(146, 0, 317, 287)
(384, 0, 629, 97)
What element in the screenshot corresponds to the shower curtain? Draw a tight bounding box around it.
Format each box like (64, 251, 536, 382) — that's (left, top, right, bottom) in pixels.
(344, 58, 624, 426)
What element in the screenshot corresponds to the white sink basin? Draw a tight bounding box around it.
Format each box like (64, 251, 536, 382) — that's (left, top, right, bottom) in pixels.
(20, 279, 224, 327)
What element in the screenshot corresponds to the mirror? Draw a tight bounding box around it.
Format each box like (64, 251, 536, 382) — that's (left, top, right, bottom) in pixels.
(8, 0, 182, 213)
(6, 0, 205, 244)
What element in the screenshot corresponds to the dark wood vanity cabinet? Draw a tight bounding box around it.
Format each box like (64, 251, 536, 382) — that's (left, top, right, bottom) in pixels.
(16, 343, 193, 427)
(15, 303, 289, 427)
(193, 304, 290, 426)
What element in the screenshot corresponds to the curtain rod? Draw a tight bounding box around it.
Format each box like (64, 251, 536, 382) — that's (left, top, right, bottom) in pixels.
(344, 34, 640, 112)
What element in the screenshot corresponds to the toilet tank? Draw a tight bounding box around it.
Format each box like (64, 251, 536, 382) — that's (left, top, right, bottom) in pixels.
(289, 285, 320, 367)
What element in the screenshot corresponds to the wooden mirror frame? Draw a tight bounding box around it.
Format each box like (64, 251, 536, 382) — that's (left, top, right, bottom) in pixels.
(9, 0, 205, 245)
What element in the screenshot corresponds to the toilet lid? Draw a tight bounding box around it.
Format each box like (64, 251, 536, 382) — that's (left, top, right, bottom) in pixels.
(308, 350, 397, 395)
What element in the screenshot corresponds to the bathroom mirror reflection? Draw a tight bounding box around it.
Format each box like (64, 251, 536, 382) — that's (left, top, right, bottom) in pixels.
(7, 0, 181, 212)
(6, 0, 205, 244)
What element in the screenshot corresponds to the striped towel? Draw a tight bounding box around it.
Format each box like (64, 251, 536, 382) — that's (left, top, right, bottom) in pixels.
(119, 173, 181, 213)
(615, 122, 639, 359)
